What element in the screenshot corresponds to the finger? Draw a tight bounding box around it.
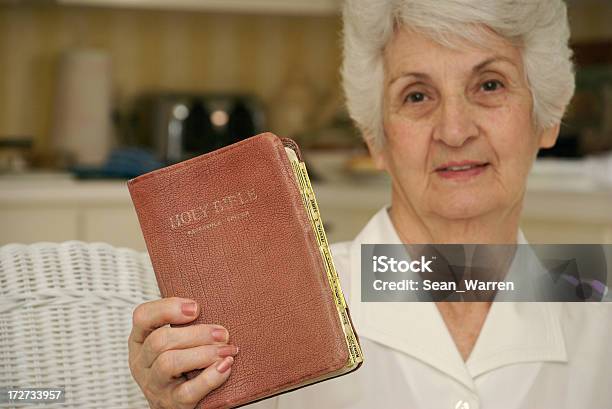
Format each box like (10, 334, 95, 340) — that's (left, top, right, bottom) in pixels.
(151, 344, 239, 384)
(172, 357, 235, 407)
(130, 297, 200, 345)
(141, 324, 231, 369)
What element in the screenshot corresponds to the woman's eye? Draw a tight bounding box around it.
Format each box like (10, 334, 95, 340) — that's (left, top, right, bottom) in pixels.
(405, 92, 427, 104)
(481, 80, 504, 92)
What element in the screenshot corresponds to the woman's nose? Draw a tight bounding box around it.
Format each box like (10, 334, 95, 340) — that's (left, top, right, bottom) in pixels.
(433, 95, 479, 147)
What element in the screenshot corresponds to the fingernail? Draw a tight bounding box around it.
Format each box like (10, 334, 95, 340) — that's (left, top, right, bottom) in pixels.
(216, 356, 234, 373)
(217, 345, 239, 357)
(181, 302, 197, 316)
(211, 328, 228, 342)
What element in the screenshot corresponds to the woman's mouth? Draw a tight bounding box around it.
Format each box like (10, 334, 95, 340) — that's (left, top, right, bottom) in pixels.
(435, 161, 490, 179)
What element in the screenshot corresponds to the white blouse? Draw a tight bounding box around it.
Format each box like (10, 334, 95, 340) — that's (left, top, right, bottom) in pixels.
(246, 207, 612, 409)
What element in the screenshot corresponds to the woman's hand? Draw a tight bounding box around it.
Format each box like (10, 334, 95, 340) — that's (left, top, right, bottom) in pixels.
(128, 297, 238, 409)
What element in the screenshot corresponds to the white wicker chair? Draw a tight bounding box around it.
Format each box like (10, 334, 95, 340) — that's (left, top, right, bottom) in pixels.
(0, 241, 160, 409)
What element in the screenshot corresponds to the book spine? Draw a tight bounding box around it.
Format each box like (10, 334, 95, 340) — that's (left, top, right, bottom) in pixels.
(288, 158, 364, 367)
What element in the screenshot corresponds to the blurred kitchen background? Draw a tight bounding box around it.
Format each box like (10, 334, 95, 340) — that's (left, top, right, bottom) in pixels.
(1, 0, 612, 249)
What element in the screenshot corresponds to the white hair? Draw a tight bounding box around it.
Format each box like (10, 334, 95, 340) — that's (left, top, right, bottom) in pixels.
(341, 0, 576, 147)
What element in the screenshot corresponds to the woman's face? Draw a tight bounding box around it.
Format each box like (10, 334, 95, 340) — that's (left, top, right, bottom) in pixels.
(374, 27, 559, 220)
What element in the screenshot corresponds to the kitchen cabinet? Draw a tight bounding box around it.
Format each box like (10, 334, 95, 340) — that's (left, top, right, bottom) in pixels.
(56, 0, 342, 15)
(1, 171, 612, 251)
(0, 174, 147, 250)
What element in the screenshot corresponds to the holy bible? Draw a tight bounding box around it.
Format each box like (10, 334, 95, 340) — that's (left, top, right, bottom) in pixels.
(128, 133, 363, 409)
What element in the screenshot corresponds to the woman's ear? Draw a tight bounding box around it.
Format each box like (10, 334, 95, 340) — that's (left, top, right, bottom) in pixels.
(538, 123, 561, 149)
(364, 134, 388, 171)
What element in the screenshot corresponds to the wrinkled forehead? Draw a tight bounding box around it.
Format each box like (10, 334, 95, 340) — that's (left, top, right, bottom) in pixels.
(382, 24, 525, 79)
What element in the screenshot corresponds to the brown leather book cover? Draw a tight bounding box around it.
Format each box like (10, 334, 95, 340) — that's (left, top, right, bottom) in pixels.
(128, 132, 362, 409)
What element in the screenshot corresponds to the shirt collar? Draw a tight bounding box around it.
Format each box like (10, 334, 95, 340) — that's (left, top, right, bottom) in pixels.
(348, 207, 568, 391)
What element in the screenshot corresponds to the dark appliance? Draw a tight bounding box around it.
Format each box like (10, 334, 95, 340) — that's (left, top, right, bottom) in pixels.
(133, 93, 265, 164)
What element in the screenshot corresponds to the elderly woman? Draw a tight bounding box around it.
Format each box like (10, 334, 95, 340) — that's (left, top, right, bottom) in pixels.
(128, 1, 612, 408)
